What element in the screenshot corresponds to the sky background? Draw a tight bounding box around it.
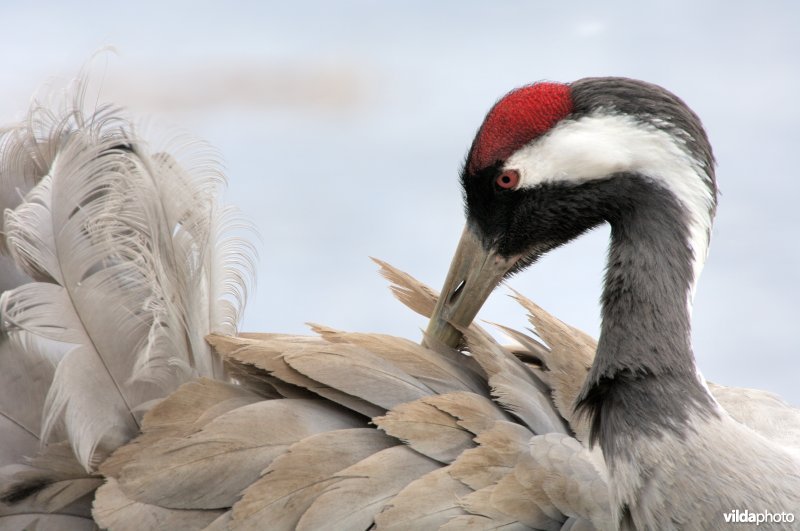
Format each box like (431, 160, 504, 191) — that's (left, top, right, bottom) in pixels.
(1, 1, 798, 404)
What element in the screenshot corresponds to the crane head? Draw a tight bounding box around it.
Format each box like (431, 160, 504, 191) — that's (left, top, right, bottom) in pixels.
(425, 78, 716, 349)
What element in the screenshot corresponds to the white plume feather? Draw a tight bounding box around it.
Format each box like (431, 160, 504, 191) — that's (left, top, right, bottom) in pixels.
(0, 78, 255, 471)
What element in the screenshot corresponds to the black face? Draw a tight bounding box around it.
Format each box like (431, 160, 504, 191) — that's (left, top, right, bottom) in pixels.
(461, 163, 612, 266)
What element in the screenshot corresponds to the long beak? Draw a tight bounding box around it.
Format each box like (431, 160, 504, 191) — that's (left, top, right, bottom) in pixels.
(424, 225, 520, 348)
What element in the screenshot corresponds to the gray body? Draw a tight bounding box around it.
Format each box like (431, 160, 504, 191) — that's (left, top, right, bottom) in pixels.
(576, 174, 800, 530)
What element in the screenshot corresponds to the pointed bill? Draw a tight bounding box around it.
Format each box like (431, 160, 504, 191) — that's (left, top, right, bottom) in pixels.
(424, 225, 520, 348)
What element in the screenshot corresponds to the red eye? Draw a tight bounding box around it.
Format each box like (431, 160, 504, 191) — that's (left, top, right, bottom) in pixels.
(496, 169, 520, 190)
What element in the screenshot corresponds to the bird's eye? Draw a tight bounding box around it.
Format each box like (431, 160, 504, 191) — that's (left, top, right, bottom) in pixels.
(495, 170, 520, 190)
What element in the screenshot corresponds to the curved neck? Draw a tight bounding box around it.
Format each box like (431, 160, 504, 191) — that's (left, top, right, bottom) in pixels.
(600, 183, 696, 378)
(577, 176, 718, 459)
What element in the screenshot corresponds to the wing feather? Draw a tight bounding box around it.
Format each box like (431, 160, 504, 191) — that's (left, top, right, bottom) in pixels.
(296, 445, 439, 531)
(230, 428, 395, 530)
(115, 399, 363, 509)
(93, 478, 222, 531)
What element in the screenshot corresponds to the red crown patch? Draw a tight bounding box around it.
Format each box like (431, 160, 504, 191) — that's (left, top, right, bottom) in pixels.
(468, 82, 573, 173)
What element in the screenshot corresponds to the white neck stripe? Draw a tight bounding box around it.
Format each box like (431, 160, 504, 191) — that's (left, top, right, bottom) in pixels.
(504, 111, 715, 297)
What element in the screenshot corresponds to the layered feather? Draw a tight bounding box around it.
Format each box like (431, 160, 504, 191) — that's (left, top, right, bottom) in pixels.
(92, 264, 612, 530)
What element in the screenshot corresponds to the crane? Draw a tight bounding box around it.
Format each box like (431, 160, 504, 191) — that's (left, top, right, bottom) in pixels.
(0, 76, 798, 530)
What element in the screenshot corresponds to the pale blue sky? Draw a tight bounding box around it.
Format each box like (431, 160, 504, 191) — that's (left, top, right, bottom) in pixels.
(1, 1, 798, 403)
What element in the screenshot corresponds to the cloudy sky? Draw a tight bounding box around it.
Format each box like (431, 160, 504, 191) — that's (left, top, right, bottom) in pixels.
(1, 1, 798, 403)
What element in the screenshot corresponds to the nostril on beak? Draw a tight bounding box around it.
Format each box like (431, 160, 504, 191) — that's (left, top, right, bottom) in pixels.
(449, 279, 466, 304)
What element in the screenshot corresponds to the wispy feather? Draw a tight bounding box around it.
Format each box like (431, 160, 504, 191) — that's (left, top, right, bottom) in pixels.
(0, 78, 255, 472)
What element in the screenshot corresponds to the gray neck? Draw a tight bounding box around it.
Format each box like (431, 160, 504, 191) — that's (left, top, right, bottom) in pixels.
(576, 175, 718, 460)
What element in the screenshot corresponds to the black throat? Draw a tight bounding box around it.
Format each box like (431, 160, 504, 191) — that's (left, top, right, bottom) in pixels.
(575, 174, 718, 460)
